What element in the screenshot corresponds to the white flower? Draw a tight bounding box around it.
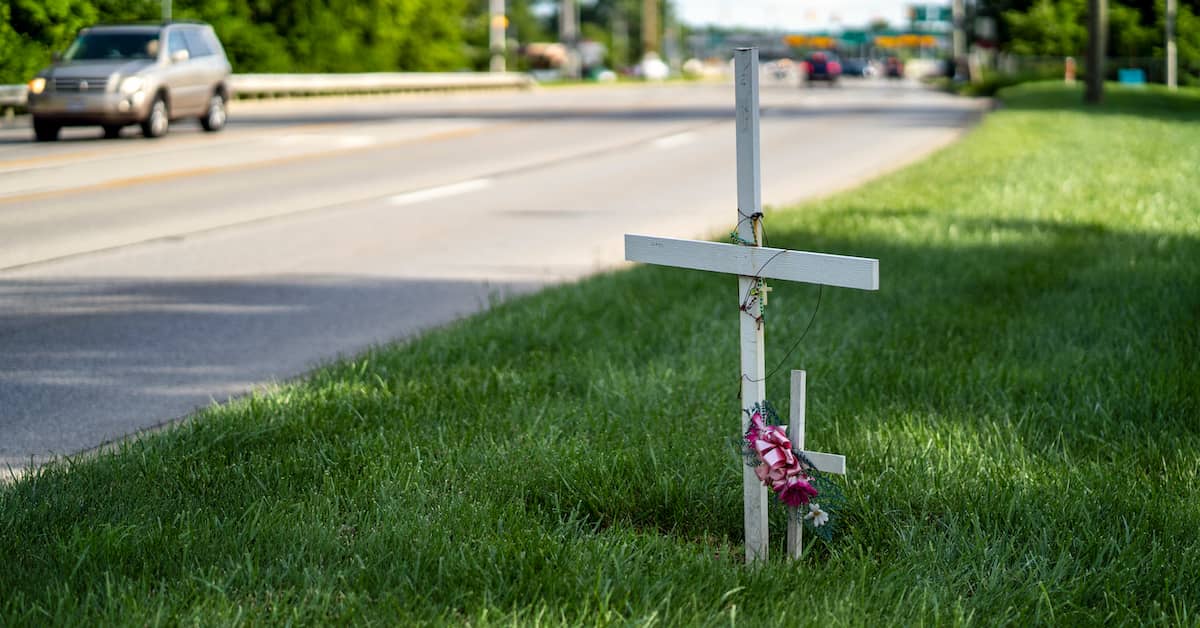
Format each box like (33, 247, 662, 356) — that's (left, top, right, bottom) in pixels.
(803, 503, 829, 527)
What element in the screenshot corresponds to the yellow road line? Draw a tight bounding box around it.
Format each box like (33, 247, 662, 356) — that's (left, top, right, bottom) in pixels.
(0, 147, 117, 170)
(0, 125, 491, 207)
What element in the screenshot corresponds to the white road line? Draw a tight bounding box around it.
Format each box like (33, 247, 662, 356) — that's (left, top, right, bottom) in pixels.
(388, 179, 493, 206)
(651, 131, 697, 150)
(277, 134, 377, 149)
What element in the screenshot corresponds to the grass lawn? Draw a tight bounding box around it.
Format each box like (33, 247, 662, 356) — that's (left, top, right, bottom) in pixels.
(3, 82, 1198, 625)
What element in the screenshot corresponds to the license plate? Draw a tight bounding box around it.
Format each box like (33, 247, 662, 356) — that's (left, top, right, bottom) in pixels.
(67, 100, 86, 112)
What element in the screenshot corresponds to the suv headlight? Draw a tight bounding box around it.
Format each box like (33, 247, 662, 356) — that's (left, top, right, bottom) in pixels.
(119, 76, 144, 95)
(28, 77, 46, 95)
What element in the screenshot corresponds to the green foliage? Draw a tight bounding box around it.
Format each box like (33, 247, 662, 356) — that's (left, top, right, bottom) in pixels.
(0, 0, 102, 87)
(1004, 0, 1088, 56)
(1, 82, 1198, 624)
(1172, 3, 1200, 84)
(463, 0, 551, 71)
(0, 0, 473, 83)
(1108, 1, 1156, 59)
(995, 0, 1200, 83)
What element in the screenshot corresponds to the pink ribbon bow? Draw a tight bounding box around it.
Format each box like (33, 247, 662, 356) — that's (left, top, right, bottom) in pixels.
(747, 411, 818, 507)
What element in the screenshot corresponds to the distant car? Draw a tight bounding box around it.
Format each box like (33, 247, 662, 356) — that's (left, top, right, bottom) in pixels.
(801, 52, 842, 85)
(25, 22, 231, 142)
(840, 58, 876, 78)
(884, 56, 905, 79)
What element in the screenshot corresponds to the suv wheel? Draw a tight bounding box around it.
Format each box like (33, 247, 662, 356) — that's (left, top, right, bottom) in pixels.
(141, 96, 169, 139)
(200, 92, 227, 132)
(33, 118, 61, 142)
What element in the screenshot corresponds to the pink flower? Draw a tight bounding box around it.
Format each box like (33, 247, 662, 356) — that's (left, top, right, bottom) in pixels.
(745, 411, 766, 444)
(778, 476, 819, 507)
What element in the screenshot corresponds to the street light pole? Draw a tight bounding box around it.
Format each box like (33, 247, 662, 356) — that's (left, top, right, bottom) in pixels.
(489, 0, 506, 73)
(1166, 0, 1178, 90)
(560, 0, 580, 79)
(952, 0, 967, 80)
(162, 0, 171, 22)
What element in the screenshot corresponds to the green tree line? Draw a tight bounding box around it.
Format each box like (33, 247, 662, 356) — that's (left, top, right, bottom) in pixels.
(1, 0, 679, 85)
(0, 0, 474, 84)
(983, 0, 1200, 83)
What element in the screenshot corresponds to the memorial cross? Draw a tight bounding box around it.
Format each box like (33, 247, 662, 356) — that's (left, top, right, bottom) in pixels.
(623, 48, 878, 563)
(785, 370, 847, 559)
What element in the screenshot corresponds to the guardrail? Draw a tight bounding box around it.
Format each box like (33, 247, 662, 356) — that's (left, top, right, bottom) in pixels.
(230, 72, 534, 98)
(0, 72, 536, 112)
(0, 85, 26, 108)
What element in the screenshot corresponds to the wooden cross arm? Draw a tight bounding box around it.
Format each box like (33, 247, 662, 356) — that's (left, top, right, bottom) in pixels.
(802, 450, 846, 475)
(625, 234, 879, 291)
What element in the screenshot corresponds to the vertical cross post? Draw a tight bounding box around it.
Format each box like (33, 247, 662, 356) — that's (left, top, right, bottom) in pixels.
(786, 370, 807, 559)
(734, 47, 769, 563)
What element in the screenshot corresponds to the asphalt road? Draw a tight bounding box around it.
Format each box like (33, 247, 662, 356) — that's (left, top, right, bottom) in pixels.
(0, 77, 987, 474)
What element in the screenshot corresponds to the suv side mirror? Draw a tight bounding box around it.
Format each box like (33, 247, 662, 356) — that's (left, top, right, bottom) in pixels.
(170, 49, 189, 63)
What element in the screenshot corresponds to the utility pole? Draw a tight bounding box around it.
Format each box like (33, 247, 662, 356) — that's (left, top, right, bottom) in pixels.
(612, 9, 630, 70)
(162, 0, 171, 22)
(559, 0, 580, 79)
(952, 0, 967, 80)
(642, 0, 660, 57)
(664, 6, 680, 73)
(1167, 0, 1178, 90)
(489, 0, 506, 72)
(1085, 0, 1107, 104)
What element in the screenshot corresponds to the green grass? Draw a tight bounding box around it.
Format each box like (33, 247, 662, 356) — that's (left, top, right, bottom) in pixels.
(3, 82, 1199, 625)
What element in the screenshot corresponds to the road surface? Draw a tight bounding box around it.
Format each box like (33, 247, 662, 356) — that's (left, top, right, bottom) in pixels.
(0, 77, 987, 474)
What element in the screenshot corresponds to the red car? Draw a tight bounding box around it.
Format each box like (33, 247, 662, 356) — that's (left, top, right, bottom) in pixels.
(801, 52, 842, 85)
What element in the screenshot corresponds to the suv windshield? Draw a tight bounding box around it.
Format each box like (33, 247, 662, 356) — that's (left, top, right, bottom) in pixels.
(64, 32, 160, 61)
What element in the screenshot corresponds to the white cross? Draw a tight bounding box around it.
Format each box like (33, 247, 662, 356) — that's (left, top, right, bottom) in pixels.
(623, 48, 878, 563)
(785, 370, 846, 560)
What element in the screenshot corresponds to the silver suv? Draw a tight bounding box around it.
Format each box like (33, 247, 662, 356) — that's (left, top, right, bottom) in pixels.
(26, 22, 231, 141)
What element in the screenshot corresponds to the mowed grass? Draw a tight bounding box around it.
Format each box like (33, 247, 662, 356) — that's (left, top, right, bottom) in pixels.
(3, 82, 1198, 625)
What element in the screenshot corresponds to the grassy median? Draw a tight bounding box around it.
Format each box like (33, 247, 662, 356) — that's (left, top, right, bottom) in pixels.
(3, 82, 1198, 625)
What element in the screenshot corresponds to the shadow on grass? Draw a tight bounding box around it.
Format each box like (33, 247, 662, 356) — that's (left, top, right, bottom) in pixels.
(0, 275, 538, 470)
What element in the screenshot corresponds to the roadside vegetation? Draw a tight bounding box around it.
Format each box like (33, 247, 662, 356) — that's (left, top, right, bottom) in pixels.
(2, 82, 1197, 624)
(0, 0, 669, 85)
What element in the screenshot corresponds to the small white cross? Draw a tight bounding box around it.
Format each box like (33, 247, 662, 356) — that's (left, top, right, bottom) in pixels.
(785, 370, 846, 560)
(624, 48, 878, 563)
(757, 280, 772, 307)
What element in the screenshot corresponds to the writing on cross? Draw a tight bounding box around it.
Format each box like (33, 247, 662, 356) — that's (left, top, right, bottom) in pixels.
(623, 48, 880, 563)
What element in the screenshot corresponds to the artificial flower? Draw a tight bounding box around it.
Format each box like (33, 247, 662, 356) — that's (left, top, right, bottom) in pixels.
(778, 475, 818, 507)
(804, 503, 829, 527)
(745, 410, 766, 443)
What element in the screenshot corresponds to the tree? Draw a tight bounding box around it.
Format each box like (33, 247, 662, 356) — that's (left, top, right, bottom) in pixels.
(463, 0, 552, 71)
(0, 0, 475, 83)
(1004, 0, 1089, 56)
(984, 0, 1200, 85)
(1086, 0, 1106, 103)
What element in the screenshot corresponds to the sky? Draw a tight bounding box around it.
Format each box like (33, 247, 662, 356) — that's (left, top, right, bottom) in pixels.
(674, 0, 914, 31)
